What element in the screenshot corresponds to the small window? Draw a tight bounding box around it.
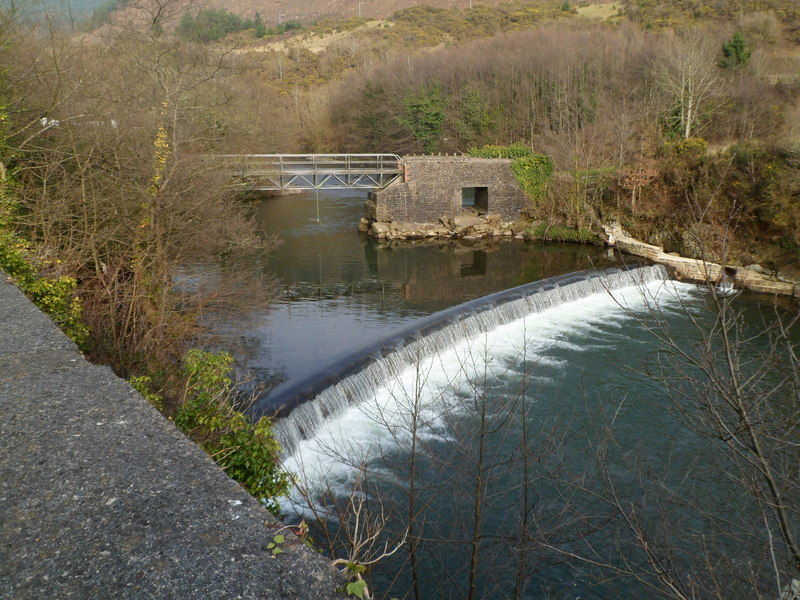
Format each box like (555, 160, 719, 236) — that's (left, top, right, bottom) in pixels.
(461, 186, 489, 213)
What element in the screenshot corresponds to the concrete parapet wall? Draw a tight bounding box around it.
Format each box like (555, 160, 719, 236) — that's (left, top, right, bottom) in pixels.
(0, 272, 342, 599)
(367, 156, 529, 227)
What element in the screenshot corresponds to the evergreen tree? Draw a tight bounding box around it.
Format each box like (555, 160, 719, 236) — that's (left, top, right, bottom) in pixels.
(719, 31, 751, 70)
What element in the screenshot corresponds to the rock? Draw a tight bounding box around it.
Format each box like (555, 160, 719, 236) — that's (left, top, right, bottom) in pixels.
(386, 221, 442, 238)
(368, 215, 513, 240)
(357, 217, 370, 232)
(615, 236, 663, 260)
(452, 215, 484, 229)
(601, 221, 631, 246)
(745, 264, 772, 276)
(369, 222, 391, 238)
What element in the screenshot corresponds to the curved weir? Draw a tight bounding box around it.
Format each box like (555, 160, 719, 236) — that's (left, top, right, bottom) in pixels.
(260, 264, 668, 456)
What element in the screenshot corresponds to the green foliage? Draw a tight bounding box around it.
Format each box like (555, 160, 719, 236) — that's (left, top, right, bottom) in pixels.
(83, 0, 126, 30)
(722, 143, 799, 243)
(250, 13, 267, 38)
(525, 222, 603, 244)
(0, 189, 89, 346)
(719, 32, 752, 70)
(346, 579, 368, 599)
(511, 153, 554, 200)
(455, 89, 497, 146)
(266, 533, 286, 556)
(663, 137, 709, 158)
(343, 562, 368, 598)
(175, 349, 291, 514)
(0, 239, 88, 346)
(467, 144, 553, 201)
(275, 21, 302, 34)
(468, 143, 532, 159)
(176, 9, 277, 43)
(129, 375, 164, 411)
(399, 85, 445, 153)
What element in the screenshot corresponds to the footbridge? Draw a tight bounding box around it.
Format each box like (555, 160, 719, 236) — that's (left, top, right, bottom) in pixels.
(217, 154, 404, 191)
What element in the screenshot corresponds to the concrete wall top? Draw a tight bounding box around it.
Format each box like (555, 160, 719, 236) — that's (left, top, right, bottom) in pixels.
(0, 272, 342, 599)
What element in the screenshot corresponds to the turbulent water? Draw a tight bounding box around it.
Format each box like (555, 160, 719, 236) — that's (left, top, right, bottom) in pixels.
(272, 264, 668, 457)
(276, 269, 728, 599)
(280, 265, 692, 497)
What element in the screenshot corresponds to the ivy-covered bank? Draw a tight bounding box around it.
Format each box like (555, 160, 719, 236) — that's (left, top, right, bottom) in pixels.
(138, 349, 291, 514)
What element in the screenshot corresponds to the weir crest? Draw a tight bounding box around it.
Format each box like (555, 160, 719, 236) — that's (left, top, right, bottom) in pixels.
(268, 264, 669, 457)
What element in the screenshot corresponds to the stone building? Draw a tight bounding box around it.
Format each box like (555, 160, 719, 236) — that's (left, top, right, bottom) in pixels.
(365, 156, 530, 239)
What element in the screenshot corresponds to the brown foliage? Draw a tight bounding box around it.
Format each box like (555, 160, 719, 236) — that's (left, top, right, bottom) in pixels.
(3, 9, 275, 383)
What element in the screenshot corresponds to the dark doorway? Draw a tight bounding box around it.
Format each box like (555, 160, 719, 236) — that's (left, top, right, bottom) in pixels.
(461, 187, 489, 213)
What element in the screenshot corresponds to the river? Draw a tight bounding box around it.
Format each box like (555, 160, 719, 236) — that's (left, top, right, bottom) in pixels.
(219, 189, 795, 600)
(227, 189, 621, 395)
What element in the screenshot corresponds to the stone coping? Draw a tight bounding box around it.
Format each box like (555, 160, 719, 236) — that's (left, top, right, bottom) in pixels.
(0, 272, 342, 599)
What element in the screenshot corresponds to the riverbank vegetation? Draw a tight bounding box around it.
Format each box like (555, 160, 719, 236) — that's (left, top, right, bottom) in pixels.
(1, 0, 798, 573)
(0, 0, 286, 507)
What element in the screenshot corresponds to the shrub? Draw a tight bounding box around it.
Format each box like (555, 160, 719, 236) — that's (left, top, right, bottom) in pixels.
(525, 222, 603, 244)
(174, 349, 291, 514)
(176, 9, 279, 43)
(0, 187, 88, 346)
(468, 143, 532, 159)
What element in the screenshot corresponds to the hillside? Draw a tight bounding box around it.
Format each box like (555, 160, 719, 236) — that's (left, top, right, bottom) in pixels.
(183, 0, 524, 24)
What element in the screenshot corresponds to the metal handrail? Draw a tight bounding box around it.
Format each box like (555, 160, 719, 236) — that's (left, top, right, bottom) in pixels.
(213, 153, 404, 191)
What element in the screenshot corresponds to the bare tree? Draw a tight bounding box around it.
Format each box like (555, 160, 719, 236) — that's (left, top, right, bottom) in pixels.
(656, 29, 722, 139)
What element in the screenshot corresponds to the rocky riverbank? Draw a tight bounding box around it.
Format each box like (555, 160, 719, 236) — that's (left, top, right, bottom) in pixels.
(361, 213, 520, 240)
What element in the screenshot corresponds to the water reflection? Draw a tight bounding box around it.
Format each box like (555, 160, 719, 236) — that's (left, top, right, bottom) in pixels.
(230, 190, 622, 391)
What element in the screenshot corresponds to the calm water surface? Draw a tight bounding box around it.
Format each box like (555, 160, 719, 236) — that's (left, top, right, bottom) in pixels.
(232, 189, 621, 389)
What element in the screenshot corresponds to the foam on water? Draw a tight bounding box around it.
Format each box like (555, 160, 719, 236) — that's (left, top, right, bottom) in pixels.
(278, 269, 701, 517)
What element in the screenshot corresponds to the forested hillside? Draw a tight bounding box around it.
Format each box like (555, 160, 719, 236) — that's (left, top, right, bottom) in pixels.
(3, 0, 799, 376)
(1, 1, 799, 595)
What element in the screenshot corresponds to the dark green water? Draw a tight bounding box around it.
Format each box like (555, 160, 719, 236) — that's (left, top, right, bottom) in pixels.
(218, 189, 796, 599)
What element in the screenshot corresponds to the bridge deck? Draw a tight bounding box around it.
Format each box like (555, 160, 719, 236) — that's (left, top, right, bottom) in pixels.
(215, 153, 404, 191)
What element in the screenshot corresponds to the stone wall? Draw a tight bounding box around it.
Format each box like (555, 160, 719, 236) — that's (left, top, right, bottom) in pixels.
(366, 156, 529, 231)
(605, 226, 800, 297)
